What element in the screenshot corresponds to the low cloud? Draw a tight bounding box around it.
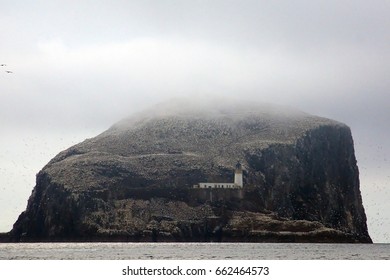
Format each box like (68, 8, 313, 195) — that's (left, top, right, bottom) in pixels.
(3, 35, 389, 132)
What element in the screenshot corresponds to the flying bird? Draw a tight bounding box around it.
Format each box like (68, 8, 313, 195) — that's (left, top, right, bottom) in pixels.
(5, 70, 13, 73)
(0, 64, 6, 66)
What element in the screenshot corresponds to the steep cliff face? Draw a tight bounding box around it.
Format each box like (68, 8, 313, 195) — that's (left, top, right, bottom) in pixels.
(10, 100, 371, 242)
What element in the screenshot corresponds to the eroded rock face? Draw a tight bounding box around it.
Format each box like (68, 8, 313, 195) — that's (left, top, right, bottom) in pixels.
(10, 100, 372, 242)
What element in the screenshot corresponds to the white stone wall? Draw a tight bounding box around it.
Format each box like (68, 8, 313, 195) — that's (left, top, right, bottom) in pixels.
(192, 165, 244, 189)
(195, 183, 240, 189)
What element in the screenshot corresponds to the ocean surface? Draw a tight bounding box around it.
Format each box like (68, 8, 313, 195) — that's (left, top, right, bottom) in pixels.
(0, 243, 389, 260)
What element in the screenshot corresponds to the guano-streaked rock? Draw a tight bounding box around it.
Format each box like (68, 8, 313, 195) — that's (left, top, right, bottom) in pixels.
(9, 99, 372, 242)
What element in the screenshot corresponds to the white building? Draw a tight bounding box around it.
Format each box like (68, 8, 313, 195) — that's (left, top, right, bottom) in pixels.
(193, 162, 244, 189)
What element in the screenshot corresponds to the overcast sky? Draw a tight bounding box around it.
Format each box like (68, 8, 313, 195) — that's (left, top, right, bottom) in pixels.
(1, 0, 389, 242)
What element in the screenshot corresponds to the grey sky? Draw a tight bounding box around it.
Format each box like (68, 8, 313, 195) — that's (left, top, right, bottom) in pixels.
(1, 0, 389, 242)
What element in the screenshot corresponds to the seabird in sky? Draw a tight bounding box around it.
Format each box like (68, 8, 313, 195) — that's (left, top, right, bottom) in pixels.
(1, 64, 6, 66)
(5, 70, 13, 73)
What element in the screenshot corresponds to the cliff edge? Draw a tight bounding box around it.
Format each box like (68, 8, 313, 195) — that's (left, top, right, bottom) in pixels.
(9, 99, 372, 242)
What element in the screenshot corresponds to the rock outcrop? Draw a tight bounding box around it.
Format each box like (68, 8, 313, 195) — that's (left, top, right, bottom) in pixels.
(9, 99, 372, 242)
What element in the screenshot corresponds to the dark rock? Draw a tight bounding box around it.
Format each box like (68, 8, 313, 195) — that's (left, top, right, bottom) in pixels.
(0, 232, 11, 242)
(9, 99, 371, 242)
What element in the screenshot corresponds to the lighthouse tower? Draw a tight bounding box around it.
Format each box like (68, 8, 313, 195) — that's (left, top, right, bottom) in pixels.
(234, 161, 243, 188)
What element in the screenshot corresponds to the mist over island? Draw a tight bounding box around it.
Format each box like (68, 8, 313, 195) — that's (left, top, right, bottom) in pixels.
(1, 99, 371, 243)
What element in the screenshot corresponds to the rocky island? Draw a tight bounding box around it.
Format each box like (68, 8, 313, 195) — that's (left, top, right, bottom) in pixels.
(5, 99, 371, 242)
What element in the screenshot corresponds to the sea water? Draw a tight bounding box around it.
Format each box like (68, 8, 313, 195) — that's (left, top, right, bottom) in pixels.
(1, 243, 389, 260)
